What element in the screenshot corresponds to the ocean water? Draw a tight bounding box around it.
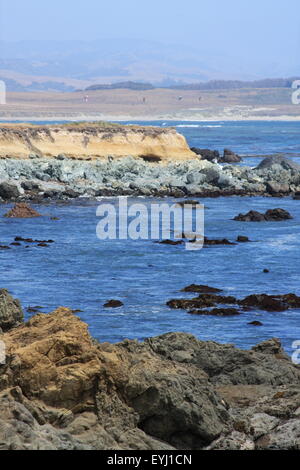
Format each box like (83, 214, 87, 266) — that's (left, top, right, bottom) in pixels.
(1, 120, 300, 354)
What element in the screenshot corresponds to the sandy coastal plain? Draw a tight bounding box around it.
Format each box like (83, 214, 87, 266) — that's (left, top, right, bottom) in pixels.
(1, 87, 300, 122)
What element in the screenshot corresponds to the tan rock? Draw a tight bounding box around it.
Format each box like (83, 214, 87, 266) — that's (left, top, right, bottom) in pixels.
(4, 202, 41, 218)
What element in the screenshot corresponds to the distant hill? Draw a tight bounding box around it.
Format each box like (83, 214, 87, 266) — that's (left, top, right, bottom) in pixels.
(1, 78, 75, 92)
(169, 78, 300, 90)
(1, 38, 299, 89)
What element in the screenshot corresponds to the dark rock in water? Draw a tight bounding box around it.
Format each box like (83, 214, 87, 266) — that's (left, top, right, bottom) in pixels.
(171, 288, 300, 315)
(14, 237, 54, 244)
(279, 293, 300, 308)
(176, 199, 200, 207)
(167, 293, 237, 310)
(0, 289, 23, 331)
(248, 321, 263, 326)
(234, 208, 292, 222)
(4, 203, 41, 218)
(234, 210, 266, 222)
(256, 155, 300, 171)
(10, 242, 21, 246)
(103, 299, 124, 308)
(0, 245, 11, 250)
(157, 240, 183, 245)
(220, 149, 242, 163)
(264, 208, 292, 221)
(199, 294, 237, 304)
(167, 297, 215, 310)
(188, 308, 241, 316)
(263, 269, 270, 273)
(37, 243, 49, 247)
(204, 236, 236, 245)
(237, 235, 249, 242)
(0, 182, 21, 200)
(181, 284, 223, 293)
(190, 148, 220, 162)
(239, 294, 286, 312)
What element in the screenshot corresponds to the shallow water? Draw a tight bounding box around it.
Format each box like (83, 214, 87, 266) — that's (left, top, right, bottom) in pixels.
(1, 195, 299, 354)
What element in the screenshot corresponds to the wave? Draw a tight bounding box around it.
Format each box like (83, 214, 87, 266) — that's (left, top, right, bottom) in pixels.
(175, 124, 223, 128)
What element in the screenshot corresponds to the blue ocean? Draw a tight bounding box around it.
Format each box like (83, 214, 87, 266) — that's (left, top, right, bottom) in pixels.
(1, 120, 300, 354)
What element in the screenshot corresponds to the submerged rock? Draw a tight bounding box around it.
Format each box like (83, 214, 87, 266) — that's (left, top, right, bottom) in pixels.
(204, 237, 236, 245)
(188, 307, 241, 316)
(4, 203, 41, 218)
(157, 239, 183, 246)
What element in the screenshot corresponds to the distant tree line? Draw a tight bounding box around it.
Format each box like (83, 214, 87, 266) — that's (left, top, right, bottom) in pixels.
(85, 77, 300, 92)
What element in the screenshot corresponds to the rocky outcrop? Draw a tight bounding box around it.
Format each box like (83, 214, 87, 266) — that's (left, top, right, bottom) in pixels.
(0, 154, 299, 200)
(0, 307, 299, 450)
(4, 203, 41, 218)
(0, 289, 23, 332)
(0, 124, 196, 162)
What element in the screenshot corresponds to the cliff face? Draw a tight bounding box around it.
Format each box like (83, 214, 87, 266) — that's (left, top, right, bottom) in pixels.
(1, 291, 300, 450)
(0, 123, 196, 161)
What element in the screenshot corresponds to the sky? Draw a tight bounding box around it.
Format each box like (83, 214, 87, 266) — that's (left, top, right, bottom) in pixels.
(0, 0, 299, 76)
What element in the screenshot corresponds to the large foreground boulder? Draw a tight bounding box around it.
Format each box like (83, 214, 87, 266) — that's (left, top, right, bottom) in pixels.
(0, 308, 299, 449)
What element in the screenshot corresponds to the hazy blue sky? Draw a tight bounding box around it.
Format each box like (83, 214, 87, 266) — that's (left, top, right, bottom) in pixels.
(0, 0, 299, 76)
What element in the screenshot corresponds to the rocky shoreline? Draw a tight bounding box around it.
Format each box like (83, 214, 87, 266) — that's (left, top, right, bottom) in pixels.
(0, 154, 300, 202)
(0, 290, 299, 450)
